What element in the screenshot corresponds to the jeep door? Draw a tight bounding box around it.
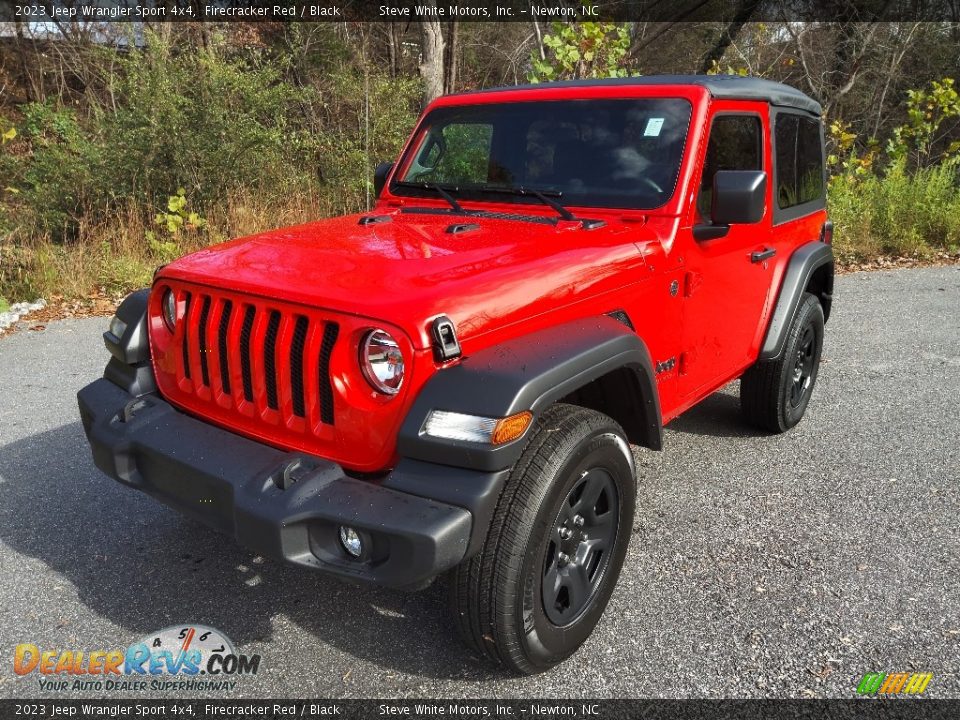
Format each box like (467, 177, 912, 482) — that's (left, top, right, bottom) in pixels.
(678, 101, 777, 400)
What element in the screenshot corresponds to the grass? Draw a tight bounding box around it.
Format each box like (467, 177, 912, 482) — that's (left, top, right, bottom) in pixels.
(0, 190, 340, 303)
(828, 160, 960, 264)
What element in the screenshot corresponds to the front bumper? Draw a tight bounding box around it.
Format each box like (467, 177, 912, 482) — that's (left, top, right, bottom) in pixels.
(77, 378, 472, 589)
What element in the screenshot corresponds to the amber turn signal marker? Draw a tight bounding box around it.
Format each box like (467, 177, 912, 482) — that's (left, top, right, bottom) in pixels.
(491, 411, 533, 445)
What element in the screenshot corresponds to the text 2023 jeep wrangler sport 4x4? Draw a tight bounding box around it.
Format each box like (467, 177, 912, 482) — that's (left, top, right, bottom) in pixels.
(79, 75, 833, 674)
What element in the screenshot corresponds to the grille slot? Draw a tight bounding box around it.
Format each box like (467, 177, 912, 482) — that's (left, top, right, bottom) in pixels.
(239, 305, 256, 402)
(290, 316, 309, 418)
(198, 296, 211, 387)
(264, 310, 282, 410)
(217, 300, 233, 394)
(180, 292, 192, 380)
(318, 323, 339, 425)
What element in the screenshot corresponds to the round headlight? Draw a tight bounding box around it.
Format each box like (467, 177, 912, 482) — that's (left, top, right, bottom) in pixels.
(360, 329, 404, 395)
(162, 289, 177, 332)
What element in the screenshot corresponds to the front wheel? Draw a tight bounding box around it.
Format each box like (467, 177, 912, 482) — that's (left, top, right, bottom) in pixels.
(448, 404, 636, 674)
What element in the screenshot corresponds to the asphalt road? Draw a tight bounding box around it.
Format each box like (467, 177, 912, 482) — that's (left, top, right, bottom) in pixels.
(1, 266, 958, 699)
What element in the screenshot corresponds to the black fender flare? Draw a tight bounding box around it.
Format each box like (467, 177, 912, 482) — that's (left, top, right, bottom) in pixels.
(396, 315, 662, 473)
(760, 241, 834, 361)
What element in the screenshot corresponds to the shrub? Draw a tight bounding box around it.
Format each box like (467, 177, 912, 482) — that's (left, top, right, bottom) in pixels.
(830, 158, 960, 260)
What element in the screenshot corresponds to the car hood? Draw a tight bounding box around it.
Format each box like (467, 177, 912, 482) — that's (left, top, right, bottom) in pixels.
(157, 210, 657, 350)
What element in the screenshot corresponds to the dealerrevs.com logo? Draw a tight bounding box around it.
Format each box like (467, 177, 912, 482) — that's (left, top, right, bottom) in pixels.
(856, 672, 934, 696)
(14, 625, 261, 693)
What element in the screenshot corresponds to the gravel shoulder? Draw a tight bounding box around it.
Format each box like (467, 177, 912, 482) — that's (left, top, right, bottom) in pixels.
(0, 266, 957, 699)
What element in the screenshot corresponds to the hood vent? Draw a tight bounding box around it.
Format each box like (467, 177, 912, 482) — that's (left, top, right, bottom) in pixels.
(446, 222, 480, 234)
(358, 215, 392, 226)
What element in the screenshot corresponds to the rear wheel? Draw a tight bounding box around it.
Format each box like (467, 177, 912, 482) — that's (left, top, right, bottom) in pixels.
(448, 404, 636, 674)
(740, 292, 824, 432)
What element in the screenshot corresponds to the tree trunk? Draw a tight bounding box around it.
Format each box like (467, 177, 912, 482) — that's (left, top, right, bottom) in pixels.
(444, 21, 459, 94)
(419, 7, 446, 105)
(13, 19, 35, 103)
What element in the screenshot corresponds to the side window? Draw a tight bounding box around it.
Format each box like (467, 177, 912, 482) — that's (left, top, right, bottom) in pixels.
(697, 115, 762, 221)
(775, 114, 824, 209)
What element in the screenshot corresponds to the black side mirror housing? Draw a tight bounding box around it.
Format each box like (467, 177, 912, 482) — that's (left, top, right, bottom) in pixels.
(374, 162, 394, 198)
(693, 170, 767, 241)
(711, 170, 767, 225)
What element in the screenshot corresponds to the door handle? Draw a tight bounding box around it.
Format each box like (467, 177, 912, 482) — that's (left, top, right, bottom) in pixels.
(751, 247, 776, 263)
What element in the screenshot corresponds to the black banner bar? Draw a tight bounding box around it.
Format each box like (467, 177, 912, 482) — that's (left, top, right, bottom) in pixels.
(3, 0, 960, 23)
(2, 700, 960, 720)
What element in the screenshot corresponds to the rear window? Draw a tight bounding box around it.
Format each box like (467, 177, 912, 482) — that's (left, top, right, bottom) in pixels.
(775, 114, 824, 209)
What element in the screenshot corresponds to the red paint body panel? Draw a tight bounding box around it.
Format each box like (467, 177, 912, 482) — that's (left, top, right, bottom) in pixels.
(149, 82, 826, 471)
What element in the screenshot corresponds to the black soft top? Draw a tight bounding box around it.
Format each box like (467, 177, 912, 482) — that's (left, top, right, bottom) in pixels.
(459, 74, 822, 116)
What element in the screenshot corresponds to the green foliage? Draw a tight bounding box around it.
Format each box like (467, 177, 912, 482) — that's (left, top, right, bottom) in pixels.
(830, 157, 960, 259)
(0, 295, 9, 314)
(146, 189, 207, 262)
(704, 60, 750, 77)
(312, 70, 421, 212)
(886, 78, 960, 169)
(529, 22, 631, 83)
(2, 31, 420, 245)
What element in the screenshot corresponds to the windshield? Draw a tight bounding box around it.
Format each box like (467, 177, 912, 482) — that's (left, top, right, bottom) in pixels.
(393, 98, 693, 210)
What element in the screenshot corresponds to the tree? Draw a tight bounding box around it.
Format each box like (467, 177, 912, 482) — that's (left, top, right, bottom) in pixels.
(419, 5, 446, 104)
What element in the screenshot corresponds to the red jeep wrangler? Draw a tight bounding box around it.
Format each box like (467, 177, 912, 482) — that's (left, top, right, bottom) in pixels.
(79, 75, 833, 674)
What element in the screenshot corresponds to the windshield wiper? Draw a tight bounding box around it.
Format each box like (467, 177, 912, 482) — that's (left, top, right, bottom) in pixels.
(476, 185, 576, 221)
(395, 180, 464, 214)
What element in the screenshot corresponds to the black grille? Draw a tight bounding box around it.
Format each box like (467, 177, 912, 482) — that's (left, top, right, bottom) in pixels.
(173, 290, 340, 429)
(197, 296, 211, 387)
(289, 316, 309, 418)
(217, 300, 233, 394)
(239, 305, 256, 402)
(318, 323, 339, 425)
(264, 310, 281, 410)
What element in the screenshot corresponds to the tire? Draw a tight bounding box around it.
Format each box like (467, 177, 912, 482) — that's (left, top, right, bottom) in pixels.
(740, 292, 824, 433)
(448, 403, 636, 674)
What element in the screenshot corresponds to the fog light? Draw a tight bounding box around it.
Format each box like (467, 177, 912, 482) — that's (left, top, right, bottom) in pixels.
(339, 526, 363, 558)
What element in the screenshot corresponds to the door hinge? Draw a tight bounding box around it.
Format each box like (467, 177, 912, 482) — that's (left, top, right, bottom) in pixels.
(683, 272, 702, 297)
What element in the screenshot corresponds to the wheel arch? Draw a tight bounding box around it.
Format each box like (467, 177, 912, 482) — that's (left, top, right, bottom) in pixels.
(396, 315, 662, 473)
(760, 240, 834, 360)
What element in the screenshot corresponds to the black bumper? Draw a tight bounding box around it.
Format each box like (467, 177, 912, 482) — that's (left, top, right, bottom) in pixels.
(77, 378, 474, 589)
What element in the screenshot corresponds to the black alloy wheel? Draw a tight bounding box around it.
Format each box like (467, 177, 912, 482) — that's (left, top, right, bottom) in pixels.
(542, 468, 619, 626)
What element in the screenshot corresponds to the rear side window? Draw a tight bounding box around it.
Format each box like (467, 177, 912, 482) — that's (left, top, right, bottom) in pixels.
(697, 115, 762, 220)
(775, 115, 824, 209)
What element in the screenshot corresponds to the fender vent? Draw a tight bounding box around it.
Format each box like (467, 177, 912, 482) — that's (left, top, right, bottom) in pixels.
(606, 309, 634, 330)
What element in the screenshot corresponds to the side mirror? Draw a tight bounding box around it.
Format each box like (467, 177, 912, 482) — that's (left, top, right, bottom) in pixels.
(374, 162, 394, 198)
(694, 170, 767, 241)
(711, 170, 766, 225)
